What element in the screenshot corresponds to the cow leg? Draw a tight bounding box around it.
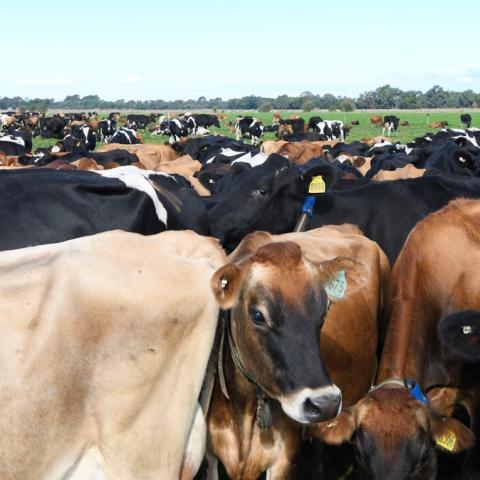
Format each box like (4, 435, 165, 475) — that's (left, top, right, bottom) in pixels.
(206, 452, 219, 480)
(180, 404, 207, 480)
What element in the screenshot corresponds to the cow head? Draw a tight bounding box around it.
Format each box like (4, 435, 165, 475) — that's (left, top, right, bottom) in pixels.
(314, 385, 474, 479)
(208, 154, 337, 250)
(212, 234, 345, 423)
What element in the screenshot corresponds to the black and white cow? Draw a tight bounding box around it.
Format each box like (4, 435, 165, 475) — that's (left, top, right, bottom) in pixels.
(0, 130, 32, 155)
(314, 120, 345, 141)
(108, 127, 141, 144)
(382, 115, 400, 136)
(461, 113, 472, 128)
(234, 117, 264, 145)
(0, 166, 208, 251)
(155, 119, 189, 144)
(99, 119, 117, 142)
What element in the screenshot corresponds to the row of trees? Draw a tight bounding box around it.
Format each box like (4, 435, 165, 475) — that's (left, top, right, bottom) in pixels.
(1, 85, 479, 112)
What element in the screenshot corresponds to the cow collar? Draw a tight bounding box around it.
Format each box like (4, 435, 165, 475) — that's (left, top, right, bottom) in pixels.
(218, 310, 273, 429)
(373, 377, 428, 405)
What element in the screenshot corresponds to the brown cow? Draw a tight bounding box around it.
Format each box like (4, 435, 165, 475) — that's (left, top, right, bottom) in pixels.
(372, 164, 427, 181)
(277, 140, 338, 164)
(428, 121, 450, 129)
(370, 115, 383, 126)
(400, 120, 410, 127)
(315, 199, 479, 479)
(208, 225, 389, 480)
(260, 140, 288, 155)
(98, 143, 179, 169)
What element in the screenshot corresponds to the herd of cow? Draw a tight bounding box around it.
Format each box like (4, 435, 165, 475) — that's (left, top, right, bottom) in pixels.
(0, 109, 480, 480)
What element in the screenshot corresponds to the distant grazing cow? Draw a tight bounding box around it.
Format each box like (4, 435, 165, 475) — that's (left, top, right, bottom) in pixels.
(428, 121, 449, 129)
(370, 115, 383, 126)
(234, 117, 264, 145)
(400, 120, 410, 126)
(461, 113, 472, 128)
(382, 115, 400, 136)
(350, 120, 360, 125)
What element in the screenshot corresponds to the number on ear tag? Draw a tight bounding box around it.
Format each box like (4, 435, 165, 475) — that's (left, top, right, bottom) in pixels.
(435, 430, 456, 452)
(324, 270, 347, 299)
(308, 175, 326, 194)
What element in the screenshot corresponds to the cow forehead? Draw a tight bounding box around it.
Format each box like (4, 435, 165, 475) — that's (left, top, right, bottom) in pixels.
(361, 389, 428, 437)
(247, 258, 317, 307)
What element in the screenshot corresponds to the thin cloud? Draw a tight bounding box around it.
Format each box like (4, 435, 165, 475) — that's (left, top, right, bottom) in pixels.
(18, 77, 75, 87)
(459, 76, 475, 84)
(122, 75, 141, 84)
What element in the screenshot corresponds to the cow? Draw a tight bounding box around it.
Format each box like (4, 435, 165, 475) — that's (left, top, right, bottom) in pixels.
(0, 228, 225, 480)
(98, 143, 180, 169)
(206, 155, 480, 261)
(429, 121, 450, 129)
(182, 113, 220, 129)
(207, 225, 388, 479)
(126, 113, 156, 129)
(0, 130, 32, 155)
(314, 120, 345, 141)
(370, 115, 383, 126)
(307, 116, 323, 131)
(461, 114, 472, 128)
(371, 164, 428, 181)
(234, 117, 264, 145)
(274, 117, 306, 136)
(350, 120, 360, 125)
(99, 119, 117, 142)
(155, 119, 189, 144)
(400, 120, 410, 127)
(314, 199, 479, 479)
(382, 115, 400, 136)
(108, 127, 142, 144)
(0, 167, 208, 250)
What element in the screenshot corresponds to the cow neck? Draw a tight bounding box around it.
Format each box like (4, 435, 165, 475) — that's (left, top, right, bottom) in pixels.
(218, 310, 273, 429)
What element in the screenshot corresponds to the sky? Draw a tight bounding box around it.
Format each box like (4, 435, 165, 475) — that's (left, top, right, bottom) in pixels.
(2, 0, 480, 101)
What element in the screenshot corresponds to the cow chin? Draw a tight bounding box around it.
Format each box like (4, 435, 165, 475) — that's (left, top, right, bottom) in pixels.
(279, 385, 342, 424)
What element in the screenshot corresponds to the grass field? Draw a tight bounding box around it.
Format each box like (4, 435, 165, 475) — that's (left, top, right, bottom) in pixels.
(31, 111, 480, 152)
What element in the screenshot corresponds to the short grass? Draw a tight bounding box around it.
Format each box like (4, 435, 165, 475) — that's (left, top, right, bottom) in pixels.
(31, 111, 480, 152)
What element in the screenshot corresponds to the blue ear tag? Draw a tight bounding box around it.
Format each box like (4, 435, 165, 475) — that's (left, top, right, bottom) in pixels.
(405, 378, 428, 405)
(324, 270, 347, 300)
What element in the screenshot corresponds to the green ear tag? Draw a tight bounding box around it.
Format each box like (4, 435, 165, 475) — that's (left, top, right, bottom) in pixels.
(308, 175, 326, 194)
(324, 270, 347, 299)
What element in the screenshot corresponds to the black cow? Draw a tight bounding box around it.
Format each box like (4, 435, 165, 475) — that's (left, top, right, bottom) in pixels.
(36, 115, 69, 139)
(382, 115, 400, 136)
(279, 118, 305, 135)
(126, 114, 156, 129)
(234, 117, 264, 145)
(461, 113, 472, 128)
(0, 167, 207, 251)
(108, 127, 141, 144)
(99, 119, 117, 142)
(183, 113, 220, 129)
(207, 155, 480, 261)
(308, 116, 323, 131)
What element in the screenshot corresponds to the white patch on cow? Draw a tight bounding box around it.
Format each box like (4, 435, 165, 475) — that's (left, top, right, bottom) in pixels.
(195, 126, 210, 136)
(336, 154, 351, 164)
(172, 118, 183, 129)
(220, 148, 247, 157)
(280, 385, 342, 424)
(0, 134, 25, 147)
(180, 404, 206, 480)
(232, 152, 268, 167)
(405, 146, 414, 155)
(94, 166, 169, 225)
(59, 446, 109, 480)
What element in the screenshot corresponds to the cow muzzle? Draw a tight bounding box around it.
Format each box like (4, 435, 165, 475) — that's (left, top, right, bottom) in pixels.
(280, 385, 342, 424)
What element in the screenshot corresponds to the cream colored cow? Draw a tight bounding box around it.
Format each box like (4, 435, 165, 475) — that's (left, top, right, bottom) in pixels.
(0, 229, 225, 480)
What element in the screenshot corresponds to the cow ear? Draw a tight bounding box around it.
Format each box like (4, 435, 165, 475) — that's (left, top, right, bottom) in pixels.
(296, 157, 337, 196)
(312, 410, 357, 445)
(266, 154, 299, 193)
(211, 264, 245, 309)
(430, 413, 475, 453)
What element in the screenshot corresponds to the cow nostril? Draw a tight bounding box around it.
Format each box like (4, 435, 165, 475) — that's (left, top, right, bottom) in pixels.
(305, 397, 323, 414)
(304, 393, 342, 421)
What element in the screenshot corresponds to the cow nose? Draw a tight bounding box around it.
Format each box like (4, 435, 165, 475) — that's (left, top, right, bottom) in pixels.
(304, 389, 342, 422)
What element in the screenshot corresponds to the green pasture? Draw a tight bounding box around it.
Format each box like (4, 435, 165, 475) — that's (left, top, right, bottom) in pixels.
(31, 111, 480, 152)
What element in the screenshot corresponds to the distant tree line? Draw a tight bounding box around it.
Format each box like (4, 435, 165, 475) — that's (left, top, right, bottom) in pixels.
(1, 85, 479, 112)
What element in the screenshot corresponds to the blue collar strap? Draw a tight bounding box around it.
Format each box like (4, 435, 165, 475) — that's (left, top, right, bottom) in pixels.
(404, 378, 428, 405)
(301, 195, 316, 218)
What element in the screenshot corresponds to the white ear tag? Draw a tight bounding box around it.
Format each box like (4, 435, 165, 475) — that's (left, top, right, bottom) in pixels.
(221, 278, 228, 289)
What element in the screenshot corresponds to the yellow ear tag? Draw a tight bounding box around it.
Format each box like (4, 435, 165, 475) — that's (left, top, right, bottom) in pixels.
(308, 175, 326, 194)
(435, 429, 456, 452)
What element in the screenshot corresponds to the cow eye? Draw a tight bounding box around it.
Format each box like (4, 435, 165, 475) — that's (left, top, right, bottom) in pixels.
(253, 187, 267, 197)
(250, 308, 266, 326)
